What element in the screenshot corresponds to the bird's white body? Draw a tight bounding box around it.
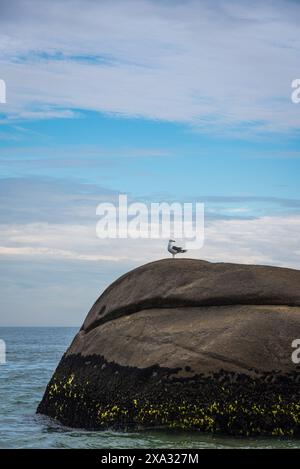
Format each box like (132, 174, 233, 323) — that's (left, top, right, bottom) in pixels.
(168, 240, 178, 255)
(168, 239, 187, 258)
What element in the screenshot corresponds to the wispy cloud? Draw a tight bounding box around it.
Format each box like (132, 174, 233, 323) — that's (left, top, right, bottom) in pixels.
(1, 214, 300, 268)
(0, 245, 125, 262)
(1, 0, 300, 133)
(2, 212, 300, 326)
(1, 177, 300, 226)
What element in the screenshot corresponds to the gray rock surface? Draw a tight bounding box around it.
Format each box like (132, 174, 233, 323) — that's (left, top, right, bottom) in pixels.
(69, 258, 300, 374)
(38, 259, 300, 435)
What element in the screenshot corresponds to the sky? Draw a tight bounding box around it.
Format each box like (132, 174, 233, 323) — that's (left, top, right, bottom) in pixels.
(0, 0, 300, 326)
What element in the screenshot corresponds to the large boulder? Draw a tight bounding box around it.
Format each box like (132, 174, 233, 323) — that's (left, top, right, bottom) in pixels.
(37, 259, 300, 436)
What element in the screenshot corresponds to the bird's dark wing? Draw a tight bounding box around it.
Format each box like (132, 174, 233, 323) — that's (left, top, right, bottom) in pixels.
(173, 245, 183, 252)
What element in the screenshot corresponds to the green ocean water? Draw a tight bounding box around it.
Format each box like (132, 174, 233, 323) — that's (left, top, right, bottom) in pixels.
(0, 326, 299, 449)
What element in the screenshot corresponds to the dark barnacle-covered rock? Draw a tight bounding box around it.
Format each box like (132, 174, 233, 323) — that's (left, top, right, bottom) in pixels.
(37, 259, 300, 436)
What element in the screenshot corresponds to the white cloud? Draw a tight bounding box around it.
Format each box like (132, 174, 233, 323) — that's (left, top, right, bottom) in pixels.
(203, 215, 300, 267)
(0, 246, 125, 262)
(1, 214, 300, 325)
(1, 0, 300, 133)
(1, 213, 300, 269)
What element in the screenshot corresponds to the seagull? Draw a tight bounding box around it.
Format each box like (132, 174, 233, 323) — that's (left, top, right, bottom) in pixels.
(168, 239, 187, 258)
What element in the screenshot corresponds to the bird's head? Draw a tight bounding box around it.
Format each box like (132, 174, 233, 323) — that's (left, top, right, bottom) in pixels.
(169, 239, 175, 243)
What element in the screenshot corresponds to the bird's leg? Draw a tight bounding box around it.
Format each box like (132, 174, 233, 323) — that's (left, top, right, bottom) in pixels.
(172, 253, 175, 259)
